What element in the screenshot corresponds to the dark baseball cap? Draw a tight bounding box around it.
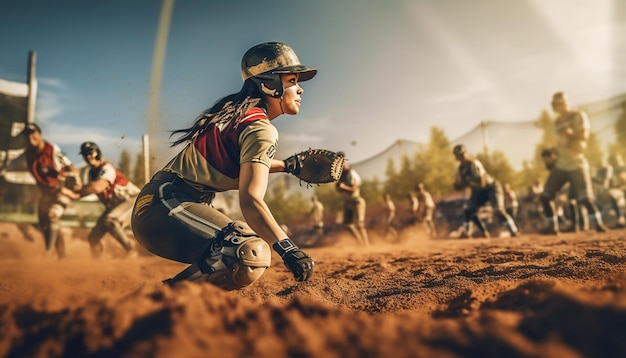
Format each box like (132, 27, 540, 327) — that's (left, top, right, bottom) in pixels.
(22, 123, 41, 135)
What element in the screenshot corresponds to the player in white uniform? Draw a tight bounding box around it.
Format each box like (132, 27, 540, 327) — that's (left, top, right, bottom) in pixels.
(539, 92, 608, 234)
(453, 144, 519, 238)
(64, 142, 139, 257)
(336, 155, 370, 245)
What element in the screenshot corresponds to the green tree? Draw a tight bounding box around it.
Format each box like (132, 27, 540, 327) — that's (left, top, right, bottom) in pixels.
(586, 131, 604, 171)
(265, 177, 310, 223)
(383, 155, 414, 199)
(413, 127, 456, 198)
(314, 182, 343, 215)
(132, 153, 146, 187)
(516, 110, 556, 192)
(383, 157, 399, 197)
(118, 149, 132, 179)
(535, 109, 556, 148)
(615, 101, 626, 157)
(475, 149, 517, 188)
(361, 177, 383, 206)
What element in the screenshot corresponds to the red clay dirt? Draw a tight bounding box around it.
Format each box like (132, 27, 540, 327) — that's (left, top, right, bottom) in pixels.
(1, 221, 626, 357)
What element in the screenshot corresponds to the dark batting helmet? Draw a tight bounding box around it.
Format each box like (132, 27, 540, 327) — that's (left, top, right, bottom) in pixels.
(453, 144, 466, 157)
(79, 141, 101, 160)
(241, 42, 317, 98)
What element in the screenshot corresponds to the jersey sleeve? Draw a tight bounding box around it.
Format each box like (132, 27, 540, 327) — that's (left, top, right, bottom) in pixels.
(471, 160, 486, 179)
(572, 111, 590, 139)
(95, 162, 117, 185)
(238, 120, 279, 168)
(351, 170, 362, 186)
(51, 143, 72, 171)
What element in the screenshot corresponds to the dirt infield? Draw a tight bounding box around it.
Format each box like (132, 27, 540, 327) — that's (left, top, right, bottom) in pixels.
(1, 221, 626, 357)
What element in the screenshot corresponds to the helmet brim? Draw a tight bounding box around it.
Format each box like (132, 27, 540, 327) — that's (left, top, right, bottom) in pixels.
(272, 65, 317, 81)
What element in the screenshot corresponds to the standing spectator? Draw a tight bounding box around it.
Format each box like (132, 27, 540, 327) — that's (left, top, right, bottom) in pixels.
(528, 179, 544, 204)
(523, 179, 545, 231)
(309, 195, 325, 236)
(336, 153, 370, 246)
(63, 142, 139, 258)
(416, 183, 438, 237)
(607, 154, 626, 228)
(407, 191, 419, 225)
(453, 144, 519, 238)
(539, 92, 608, 234)
(383, 193, 397, 240)
(23, 123, 78, 259)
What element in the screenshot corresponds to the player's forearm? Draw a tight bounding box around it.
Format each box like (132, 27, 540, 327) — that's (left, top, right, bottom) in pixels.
(269, 159, 285, 173)
(240, 194, 286, 244)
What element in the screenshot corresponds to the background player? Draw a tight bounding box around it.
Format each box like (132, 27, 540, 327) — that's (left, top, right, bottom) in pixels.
(539, 92, 608, 234)
(453, 144, 519, 238)
(63, 142, 139, 258)
(23, 123, 79, 259)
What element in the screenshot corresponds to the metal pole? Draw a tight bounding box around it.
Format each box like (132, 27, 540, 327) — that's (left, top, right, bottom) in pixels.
(27, 51, 37, 124)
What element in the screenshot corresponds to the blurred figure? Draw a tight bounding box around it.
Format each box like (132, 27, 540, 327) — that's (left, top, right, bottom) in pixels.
(593, 157, 615, 220)
(607, 154, 626, 228)
(416, 183, 437, 237)
(528, 179, 544, 203)
(63, 142, 139, 258)
(453, 144, 519, 238)
(309, 195, 325, 236)
(503, 183, 520, 231)
(526, 179, 545, 219)
(539, 92, 608, 234)
(336, 153, 370, 245)
(594, 157, 614, 190)
(407, 191, 419, 225)
(23, 123, 78, 259)
(383, 193, 398, 240)
(541, 148, 579, 232)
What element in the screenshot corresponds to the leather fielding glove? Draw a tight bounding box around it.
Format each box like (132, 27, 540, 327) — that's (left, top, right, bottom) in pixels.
(284, 149, 345, 185)
(272, 238, 314, 282)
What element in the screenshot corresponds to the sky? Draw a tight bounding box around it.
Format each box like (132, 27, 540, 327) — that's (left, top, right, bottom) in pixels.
(1, 0, 626, 169)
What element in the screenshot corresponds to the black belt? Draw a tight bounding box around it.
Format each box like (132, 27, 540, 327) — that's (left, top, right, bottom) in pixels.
(151, 171, 215, 202)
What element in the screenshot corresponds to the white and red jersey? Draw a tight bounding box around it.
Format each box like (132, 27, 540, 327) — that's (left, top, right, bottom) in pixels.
(163, 107, 278, 193)
(88, 162, 140, 207)
(26, 141, 72, 190)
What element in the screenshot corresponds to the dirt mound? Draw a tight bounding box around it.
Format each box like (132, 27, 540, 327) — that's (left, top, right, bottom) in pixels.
(1, 222, 626, 357)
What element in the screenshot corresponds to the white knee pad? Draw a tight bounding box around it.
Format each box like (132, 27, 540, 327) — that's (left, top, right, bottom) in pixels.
(200, 221, 271, 290)
(49, 203, 65, 221)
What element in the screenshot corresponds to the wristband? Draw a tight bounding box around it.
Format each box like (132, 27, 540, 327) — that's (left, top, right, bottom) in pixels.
(283, 155, 300, 175)
(272, 238, 298, 256)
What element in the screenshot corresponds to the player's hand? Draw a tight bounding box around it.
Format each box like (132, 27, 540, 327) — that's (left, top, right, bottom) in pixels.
(59, 187, 80, 200)
(272, 238, 314, 282)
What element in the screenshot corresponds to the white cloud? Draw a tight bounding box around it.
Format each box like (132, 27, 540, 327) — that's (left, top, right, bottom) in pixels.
(35, 88, 64, 123)
(33, 76, 70, 123)
(44, 121, 142, 165)
(37, 76, 67, 89)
